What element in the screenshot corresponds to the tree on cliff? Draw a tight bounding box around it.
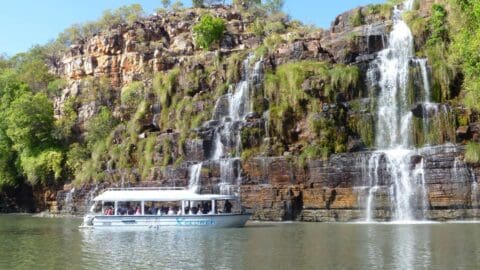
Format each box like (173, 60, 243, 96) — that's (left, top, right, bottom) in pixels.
(192, 0, 204, 8)
(193, 15, 226, 50)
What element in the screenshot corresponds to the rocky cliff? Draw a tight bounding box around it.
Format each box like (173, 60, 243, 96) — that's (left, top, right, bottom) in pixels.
(40, 1, 480, 222)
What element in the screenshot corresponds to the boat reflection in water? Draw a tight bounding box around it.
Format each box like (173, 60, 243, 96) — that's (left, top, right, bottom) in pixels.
(81, 187, 251, 228)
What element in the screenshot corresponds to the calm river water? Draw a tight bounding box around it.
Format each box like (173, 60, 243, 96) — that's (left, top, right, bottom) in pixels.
(0, 215, 479, 270)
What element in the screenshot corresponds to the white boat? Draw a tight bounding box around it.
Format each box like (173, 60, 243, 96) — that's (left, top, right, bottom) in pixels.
(81, 187, 251, 228)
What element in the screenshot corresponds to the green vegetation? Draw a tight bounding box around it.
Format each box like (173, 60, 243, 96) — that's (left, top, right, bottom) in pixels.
(448, 0, 480, 110)
(0, 63, 64, 187)
(121, 81, 144, 114)
(57, 4, 144, 47)
(350, 9, 365, 27)
(193, 15, 226, 50)
(263, 61, 359, 158)
(192, 0, 204, 8)
(465, 142, 480, 164)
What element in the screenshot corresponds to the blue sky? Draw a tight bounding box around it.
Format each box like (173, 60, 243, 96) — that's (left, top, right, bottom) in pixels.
(0, 0, 385, 56)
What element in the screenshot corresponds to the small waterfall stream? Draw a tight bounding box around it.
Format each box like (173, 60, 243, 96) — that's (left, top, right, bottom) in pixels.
(64, 188, 75, 213)
(188, 163, 203, 193)
(188, 54, 263, 195)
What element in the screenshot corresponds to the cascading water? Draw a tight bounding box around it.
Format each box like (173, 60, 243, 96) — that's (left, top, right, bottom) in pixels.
(64, 188, 75, 213)
(453, 156, 480, 219)
(188, 54, 263, 195)
(188, 163, 203, 193)
(365, 0, 431, 222)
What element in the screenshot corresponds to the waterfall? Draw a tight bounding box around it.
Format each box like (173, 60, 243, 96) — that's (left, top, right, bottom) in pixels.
(453, 156, 479, 219)
(365, 153, 381, 221)
(189, 54, 263, 195)
(472, 176, 479, 219)
(364, 0, 430, 222)
(65, 188, 75, 213)
(188, 163, 203, 193)
(85, 185, 99, 213)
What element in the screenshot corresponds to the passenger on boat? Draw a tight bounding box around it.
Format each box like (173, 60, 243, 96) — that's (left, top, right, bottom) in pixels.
(127, 207, 135, 215)
(118, 207, 127, 215)
(224, 200, 232, 213)
(104, 206, 114, 215)
(184, 205, 190, 215)
(191, 206, 199, 215)
(149, 205, 157, 215)
(135, 206, 141, 215)
(160, 205, 168, 215)
(168, 206, 175, 215)
(201, 202, 211, 214)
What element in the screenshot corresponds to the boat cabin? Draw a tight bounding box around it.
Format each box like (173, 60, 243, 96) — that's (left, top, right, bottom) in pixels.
(92, 187, 240, 217)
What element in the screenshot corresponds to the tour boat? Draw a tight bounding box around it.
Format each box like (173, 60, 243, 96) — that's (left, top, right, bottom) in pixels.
(81, 187, 251, 228)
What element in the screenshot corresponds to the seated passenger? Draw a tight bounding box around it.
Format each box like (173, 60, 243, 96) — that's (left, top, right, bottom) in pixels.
(150, 206, 157, 215)
(224, 200, 232, 213)
(127, 207, 135, 215)
(191, 206, 198, 215)
(167, 207, 175, 215)
(135, 206, 141, 215)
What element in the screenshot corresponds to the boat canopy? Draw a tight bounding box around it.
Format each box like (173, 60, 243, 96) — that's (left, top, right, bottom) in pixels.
(93, 188, 237, 202)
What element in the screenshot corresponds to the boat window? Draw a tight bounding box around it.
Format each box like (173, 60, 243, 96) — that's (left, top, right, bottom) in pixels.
(102, 201, 115, 215)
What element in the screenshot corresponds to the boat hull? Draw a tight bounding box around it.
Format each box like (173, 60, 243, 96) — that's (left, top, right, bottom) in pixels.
(89, 214, 251, 228)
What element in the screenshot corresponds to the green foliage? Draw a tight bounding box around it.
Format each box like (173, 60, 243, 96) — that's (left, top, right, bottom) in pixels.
(448, 0, 480, 110)
(5, 93, 55, 152)
(249, 19, 265, 37)
(366, 4, 393, 19)
(80, 77, 113, 103)
(8, 46, 56, 92)
(20, 149, 63, 185)
(192, 0, 203, 8)
(172, 1, 184, 11)
(153, 68, 180, 108)
(0, 129, 17, 187)
(57, 4, 144, 47)
(226, 52, 246, 84)
(55, 96, 78, 142)
(308, 113, 347, 155)
(121, 81, 144, 112)
(403, 10, 428, 45)
(162, 0, 171, 9)
(465, 142, 480, 164)
(347, 112, 374, 148)
(240, 147, 261, 162)
(85, 107, 118, 147)
(427, 4, 448, 46)
(47, 78, 67, 97)
(263, 0, 284, 14)
(298, 144, 328, 168)
(264, 61, 359, 145)
(349, 9, 364, 27)
(233, 0, 261, 9)
(193, 15, 226, 50)
(241, 127, 264, 149)
(66, 143, 90, 177)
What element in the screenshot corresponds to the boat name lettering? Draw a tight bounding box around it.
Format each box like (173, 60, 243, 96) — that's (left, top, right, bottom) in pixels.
(176, 218, 215, 226)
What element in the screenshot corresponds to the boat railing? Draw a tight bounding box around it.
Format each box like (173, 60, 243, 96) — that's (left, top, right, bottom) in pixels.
(105, 187, 187, 191)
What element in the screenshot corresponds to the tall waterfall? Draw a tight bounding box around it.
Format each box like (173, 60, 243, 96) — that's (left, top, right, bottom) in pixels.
(188, 54, 263, 195)
(365, 0, 429, 222)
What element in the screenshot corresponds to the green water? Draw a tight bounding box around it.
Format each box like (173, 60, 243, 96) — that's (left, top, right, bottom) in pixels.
(0, 216, 479, 270)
